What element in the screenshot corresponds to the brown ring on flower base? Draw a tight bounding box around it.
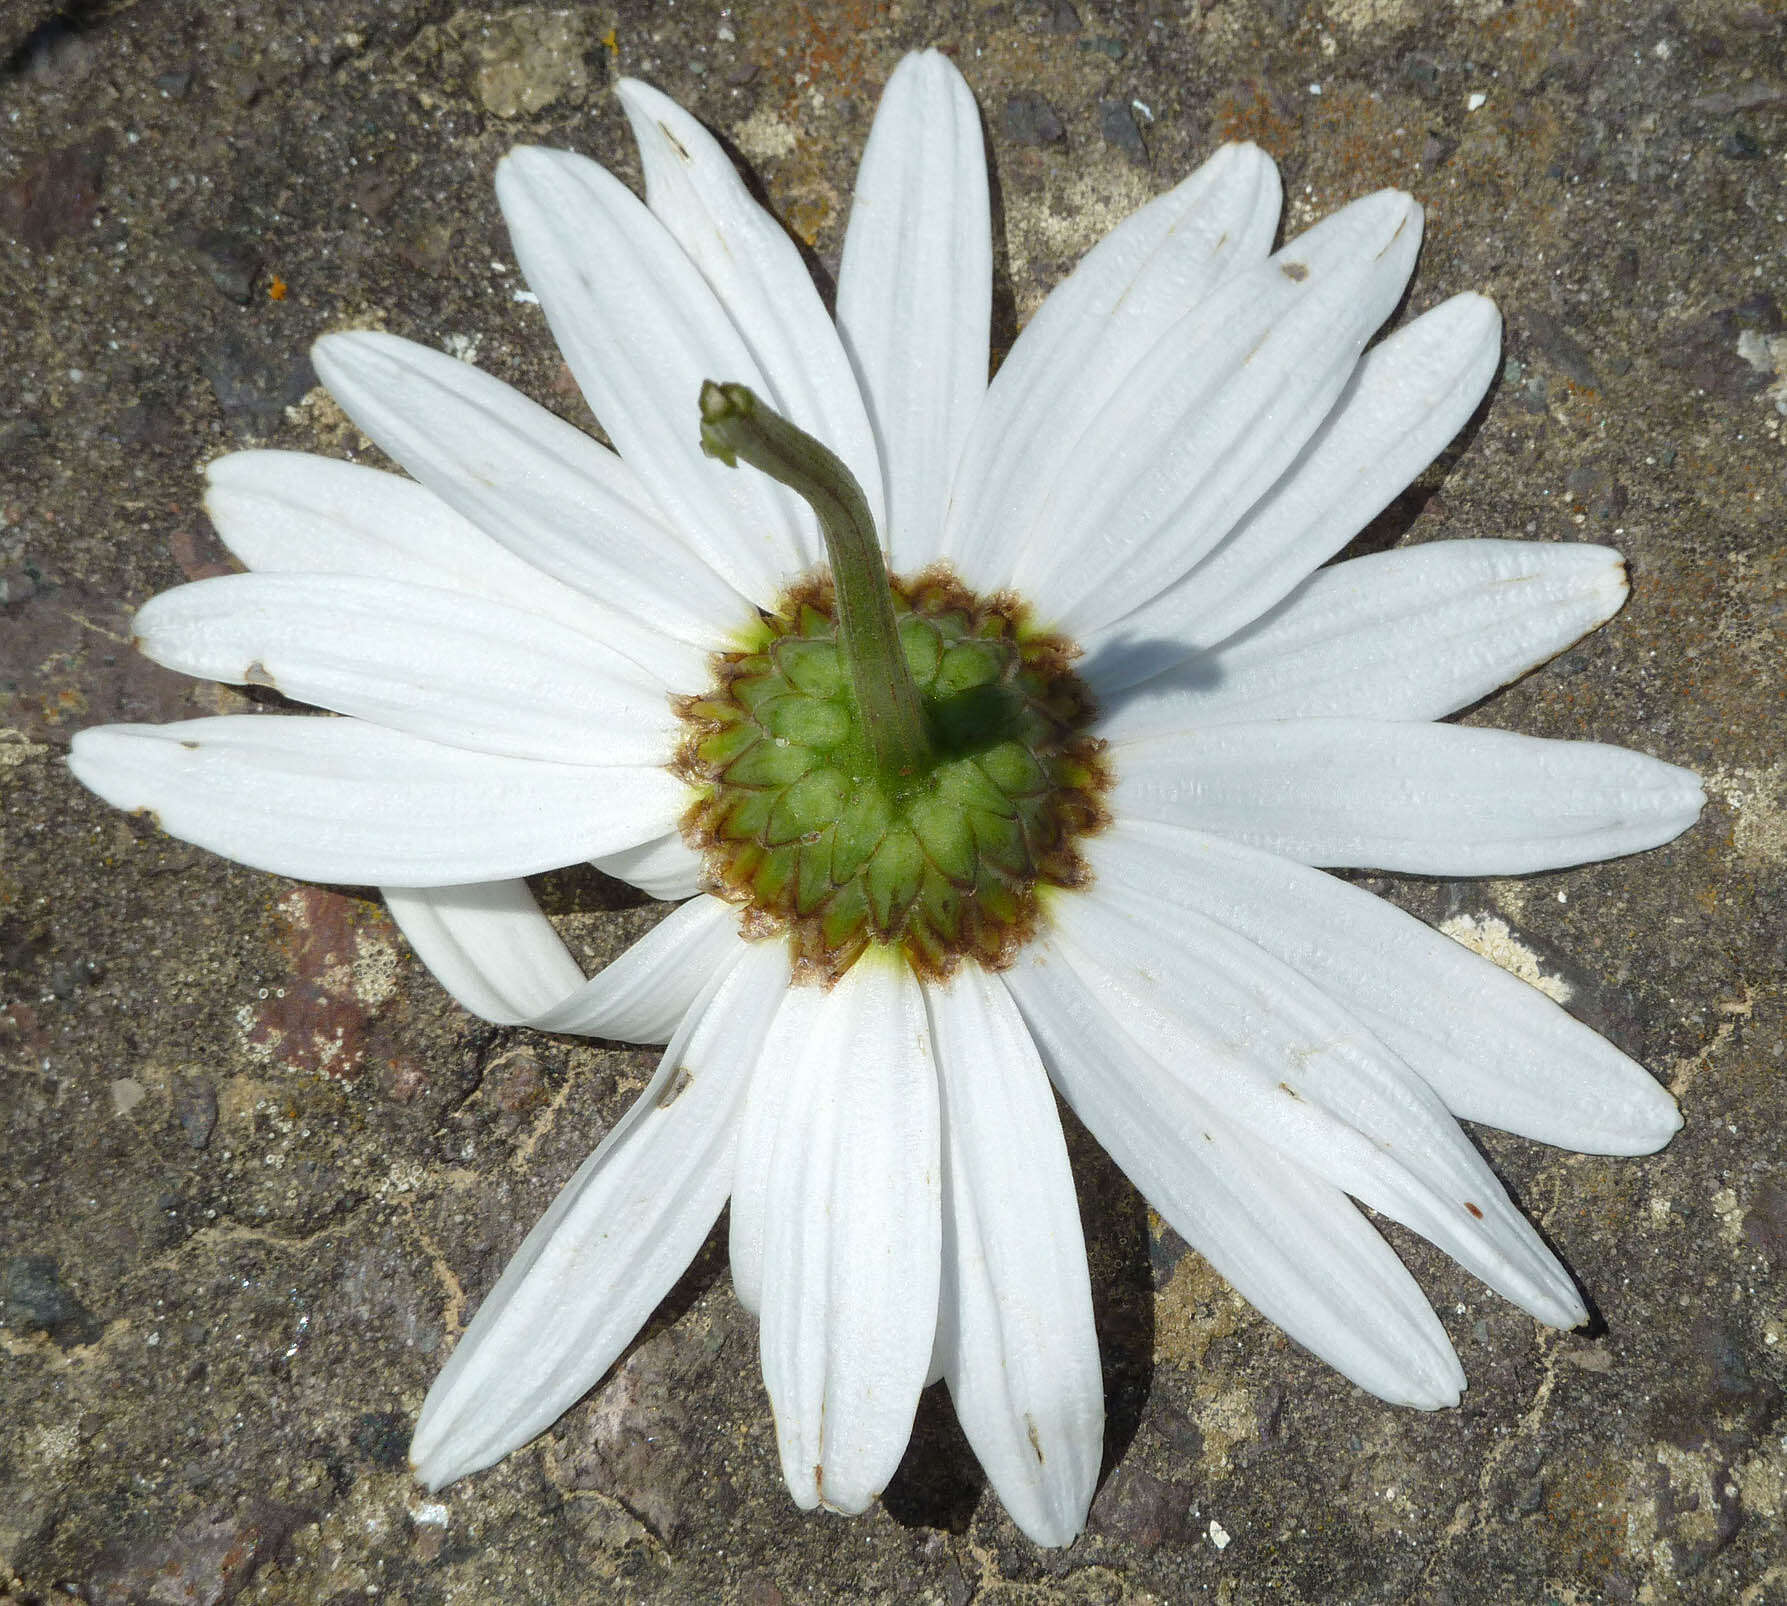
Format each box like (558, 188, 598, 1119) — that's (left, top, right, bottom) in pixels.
(674, 565, 1110, 988)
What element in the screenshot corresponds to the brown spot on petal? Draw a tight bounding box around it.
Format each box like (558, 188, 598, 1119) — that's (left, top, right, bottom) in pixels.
(243, 660, 276, 688)
(1464, 1201, 1485, 1220)
(657, 1065, 694, 1108)
(1280, 260, 1309, 281)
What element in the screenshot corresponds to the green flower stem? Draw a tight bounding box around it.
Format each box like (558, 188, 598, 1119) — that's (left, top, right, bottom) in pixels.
(699, 380, 934, 788)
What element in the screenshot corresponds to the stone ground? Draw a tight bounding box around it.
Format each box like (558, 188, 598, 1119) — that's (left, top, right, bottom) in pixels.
(2, 0, 1783, 1600)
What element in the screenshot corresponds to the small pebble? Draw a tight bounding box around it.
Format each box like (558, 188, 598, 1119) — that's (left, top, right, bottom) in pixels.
(1005, 91, 1065, 147)
(1099, 98, 1147, 165)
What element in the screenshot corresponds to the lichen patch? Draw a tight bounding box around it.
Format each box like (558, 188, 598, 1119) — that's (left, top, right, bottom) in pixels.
(1438, 912, 1573, 1004)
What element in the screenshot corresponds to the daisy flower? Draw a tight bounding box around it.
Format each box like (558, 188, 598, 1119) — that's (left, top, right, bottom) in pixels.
(69, 51, 1703, 1546)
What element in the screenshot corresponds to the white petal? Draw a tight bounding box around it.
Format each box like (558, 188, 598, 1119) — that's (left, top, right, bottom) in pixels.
(1101, 540, 1632, 730)
(132, 573, 677, 766)
(381, 879, 587, 1024)
(925, 1326, 947, 1390)
(945, 141, 1280, 592)
(745, 957, 941, 1514)
(928, 966, 1102, 1548)
(1112, 717, 1705, 874)
(536, 896, 747, 1040)
(497, 146, 820, 594)
(1081, 294, 1504, 691)
(1049, 879, 1587, 1327)
(836, 51, 990, 573)
(204, 451, 703, 689)
(311, 333, 745, 654)
(725, 995, 787, 1318)
(1003, 951, 1466, 1409)
(410, 936, 790, 1488)
(69, 717, 686, 887)
(616, 77, 885, 531)
(1011, 191, 1424, 634)
(590, 830, 706, 902)
(384, 882, 741, 1042)
(1091, 819, 1682, 1154)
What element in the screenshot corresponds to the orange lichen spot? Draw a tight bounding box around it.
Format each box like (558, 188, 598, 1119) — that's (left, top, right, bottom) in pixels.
(600, 27, 618, 55)
(1303, 85, 1432, 203)
(1212, 80, 1297, 160)
(777, 0, 887, 105)
(267, 275, 288, 301)
(786, 196, 831, 246)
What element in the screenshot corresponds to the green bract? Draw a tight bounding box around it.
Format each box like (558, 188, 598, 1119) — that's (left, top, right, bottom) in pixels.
(676, 572, 1106, 982)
